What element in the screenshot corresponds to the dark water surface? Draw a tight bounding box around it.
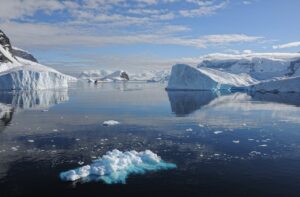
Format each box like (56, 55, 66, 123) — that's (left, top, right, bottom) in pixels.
(1, 82, 300, 197)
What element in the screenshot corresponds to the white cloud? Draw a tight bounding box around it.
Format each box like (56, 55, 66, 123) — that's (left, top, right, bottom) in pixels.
(1, 22, 261, 49)
(179, 1, 227, 17)
(273, 41, 300, 49)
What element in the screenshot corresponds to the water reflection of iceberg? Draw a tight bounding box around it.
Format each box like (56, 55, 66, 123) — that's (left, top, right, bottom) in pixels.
(0, 90, 69, 132)
(0, 103, 14, 132)
(249, 92, 300, 107)
(0, 90, 69, 110)
(167, 90, 300, 116)
(167, 91, 217, 116)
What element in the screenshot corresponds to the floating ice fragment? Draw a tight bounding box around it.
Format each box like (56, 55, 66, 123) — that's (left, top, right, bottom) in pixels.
(214, 131, 223, 134)
(102, 120, 120, 126)
(259, 144, 268, 147)
(60, 149, 176, 184)
(27, 139, 34, 143)
(186, 128, 193, 132)
(249, 151, 261, 156)
(11, 147, 18, 151)
(198, 124, 204, 127)
(232, 140, 240, 144)
(78, 161, 84, 165)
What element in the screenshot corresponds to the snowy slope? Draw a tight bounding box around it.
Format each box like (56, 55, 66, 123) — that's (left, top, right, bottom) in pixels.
(0, 46, 76, 90)
(197, 53, 300, 80)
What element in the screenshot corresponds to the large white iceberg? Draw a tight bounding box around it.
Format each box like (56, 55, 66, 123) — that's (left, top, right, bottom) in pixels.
(60, 149, 176, 184)
(167, 53, 300, 92)
(0, 30, 76, 90)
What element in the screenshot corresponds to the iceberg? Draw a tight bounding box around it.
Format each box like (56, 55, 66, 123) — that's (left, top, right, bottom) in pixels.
(166, 64, 256, 91)
(60, 149, 176, 184)
(167, 53, 300, 92)
(0, 30, 76, 90)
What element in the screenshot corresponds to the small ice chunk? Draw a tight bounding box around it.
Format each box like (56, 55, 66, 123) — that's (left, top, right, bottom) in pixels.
(198, 124, 204, 127)
(232, 140, 240, 144)
(214, 131, 223, 135)
(249, 151, 261, 156)
(248, 139, 254, 141)
(186, 128, 193, 132)
(76, 138, 80, 141)
(53, 129, 58, 132)
(259, 144, 268, 147)
(102, 120, 120, 126)
(78, 161, 85, 165)
(60, 149, 176, 184)
(11, 147, 18, 151)
(27, 139, 34, 143)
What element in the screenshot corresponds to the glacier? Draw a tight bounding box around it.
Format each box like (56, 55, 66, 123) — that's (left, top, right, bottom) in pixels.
(60, 149, 176, 184)
(167, 53, 300, 92)
(0, 30, 76, 90)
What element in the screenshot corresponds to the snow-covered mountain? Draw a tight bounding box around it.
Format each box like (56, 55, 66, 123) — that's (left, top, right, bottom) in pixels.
(167, 53, 300, 92)
(78, 70, 112, 79)
(197, 53, 300, 80)
(130, 70, 170, 82)
(0, 30, 76, 90)
(79, 69, 170, 83)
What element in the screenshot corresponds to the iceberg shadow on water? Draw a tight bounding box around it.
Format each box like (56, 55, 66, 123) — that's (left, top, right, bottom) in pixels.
(167, 90, 219, 116)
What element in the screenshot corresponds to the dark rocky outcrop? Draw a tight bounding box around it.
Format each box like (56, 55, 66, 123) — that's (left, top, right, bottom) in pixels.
(120, 71, 129, 80)
(0, 29, 14, 62)
(0, 29, 38, 63)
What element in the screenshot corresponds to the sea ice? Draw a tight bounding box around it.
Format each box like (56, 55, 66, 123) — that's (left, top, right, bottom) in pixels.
(102, 120, 120, 126)
(232, 140, 240, 144)
(214, 131, 223, 134)
(60, 149, 176, 184)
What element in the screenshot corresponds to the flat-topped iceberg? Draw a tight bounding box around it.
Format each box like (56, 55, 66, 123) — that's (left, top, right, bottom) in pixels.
(167, 53, 300, 92)
(60, 149, 176, 184)
(166, 64, 257, 91)
(0, 30, 76, 90)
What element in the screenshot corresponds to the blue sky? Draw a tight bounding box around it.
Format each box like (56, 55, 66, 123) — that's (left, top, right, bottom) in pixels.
(1, 0, 300, 72)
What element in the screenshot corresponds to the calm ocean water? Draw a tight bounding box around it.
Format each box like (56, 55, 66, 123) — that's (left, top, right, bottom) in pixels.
(1, 82, 300, 196)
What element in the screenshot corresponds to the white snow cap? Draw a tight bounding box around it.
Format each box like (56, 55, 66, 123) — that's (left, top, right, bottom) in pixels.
(60, 149, 176, 184)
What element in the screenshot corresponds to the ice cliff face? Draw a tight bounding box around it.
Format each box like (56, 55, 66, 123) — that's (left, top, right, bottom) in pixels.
(0, 30, 75, 90)
(167, 53, 300, 92)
